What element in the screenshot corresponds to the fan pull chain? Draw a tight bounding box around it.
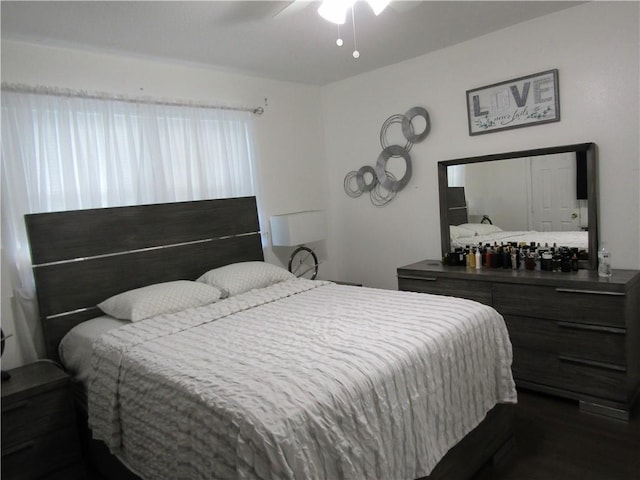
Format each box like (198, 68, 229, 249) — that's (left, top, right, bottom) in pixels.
(351, 5, 359, 58)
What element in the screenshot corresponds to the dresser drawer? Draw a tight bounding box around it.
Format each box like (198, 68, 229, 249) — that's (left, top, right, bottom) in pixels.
(512, 347, 628, 402)
(504, 315, 626, 366)
(493, 283, 626, 327)
(1, 426, 82, 480)
(1, 387, 73, 446)
(398, 276, 492, 305)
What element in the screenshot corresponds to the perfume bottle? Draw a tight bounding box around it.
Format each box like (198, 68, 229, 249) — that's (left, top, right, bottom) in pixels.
(541, 251, 553, 271)
(598, 242, 612, 278)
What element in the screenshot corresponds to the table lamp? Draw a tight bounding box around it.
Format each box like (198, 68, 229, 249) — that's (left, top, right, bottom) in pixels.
(270, 211, 326, 279)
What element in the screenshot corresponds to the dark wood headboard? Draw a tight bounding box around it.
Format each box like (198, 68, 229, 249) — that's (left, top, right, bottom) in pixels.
(446, 187, 468, 226)
(25, 196, 263, 360)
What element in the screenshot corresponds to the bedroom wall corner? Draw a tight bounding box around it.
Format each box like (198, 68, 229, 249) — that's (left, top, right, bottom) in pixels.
(320, 1, 640, 289)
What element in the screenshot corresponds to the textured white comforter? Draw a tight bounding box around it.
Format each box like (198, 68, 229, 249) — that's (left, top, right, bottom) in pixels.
(89, 279, 516, 480)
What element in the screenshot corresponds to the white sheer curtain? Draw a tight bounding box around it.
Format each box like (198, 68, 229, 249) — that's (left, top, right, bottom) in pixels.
(447, 164, 465, 187)
(1, 89, 258, 364)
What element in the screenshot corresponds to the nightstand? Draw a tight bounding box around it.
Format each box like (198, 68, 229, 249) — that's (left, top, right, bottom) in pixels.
(1, 360, 85, 479)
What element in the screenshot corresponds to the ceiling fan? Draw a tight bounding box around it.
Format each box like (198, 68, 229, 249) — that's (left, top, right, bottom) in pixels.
(215, 1, 420, 25)
(218, 0, 422, 60)
(272, 0, 421, 20)
(271, 0, 420, 58)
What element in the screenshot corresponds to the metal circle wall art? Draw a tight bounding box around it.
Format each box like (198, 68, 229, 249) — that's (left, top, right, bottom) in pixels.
(370, 172, 397, 206)
(380, 114, 413, 152)
(356, 165, 377, 192)
(376, 145, 412, 192)
(343, 170, 362, 198)
(401, 106, 431, 143)
(343, 106, 431, 206)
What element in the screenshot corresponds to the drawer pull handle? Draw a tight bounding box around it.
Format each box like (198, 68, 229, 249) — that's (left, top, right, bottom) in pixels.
(2, 440, 35, 457)
(555, 288, 625, 296)
(558, 355, 626, 372)
(2, 400, 29, 414)
(557, 321, 626, 335)
(397, 275, 438, 282)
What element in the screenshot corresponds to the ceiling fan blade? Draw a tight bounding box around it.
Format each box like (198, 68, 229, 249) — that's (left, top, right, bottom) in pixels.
(211, 2, 296, 24)
(273, 0, 314, 18)
(388, 1, 423, 14)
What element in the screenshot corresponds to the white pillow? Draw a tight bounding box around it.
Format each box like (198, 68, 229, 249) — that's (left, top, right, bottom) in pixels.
(458, 223, 503, 236)
(98, 280, 222, 322)
(450, 225, 475, 239)
(197, 261, 296, 298)
(59, 316, 127, 383)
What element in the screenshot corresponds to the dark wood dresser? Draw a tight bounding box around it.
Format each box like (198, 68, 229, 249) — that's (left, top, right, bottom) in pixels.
(397, 260, 640, 420)
(1, 360, 85, 479)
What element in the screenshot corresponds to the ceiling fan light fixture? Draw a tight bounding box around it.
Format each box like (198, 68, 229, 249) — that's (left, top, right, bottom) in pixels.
(318, 0, 390, 24)
(318, 0, 354, 25)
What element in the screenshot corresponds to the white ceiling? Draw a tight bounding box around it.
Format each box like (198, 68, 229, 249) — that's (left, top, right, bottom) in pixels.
(1, 1, 583, 85)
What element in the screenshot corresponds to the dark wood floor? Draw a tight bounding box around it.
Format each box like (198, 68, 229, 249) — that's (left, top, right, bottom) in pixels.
(474, 389, 640, 480)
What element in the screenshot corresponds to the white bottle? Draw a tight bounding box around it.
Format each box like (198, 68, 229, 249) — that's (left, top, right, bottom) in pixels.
(598, 242, 612, 278)
(475, 247, 482, 269)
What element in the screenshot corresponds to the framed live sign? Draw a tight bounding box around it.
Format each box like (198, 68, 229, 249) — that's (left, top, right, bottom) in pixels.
(466, 69, 560, 136)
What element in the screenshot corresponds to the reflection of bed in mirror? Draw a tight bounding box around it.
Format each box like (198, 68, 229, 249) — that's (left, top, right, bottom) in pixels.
(438, 143, 597, 270)
(447, 186, 589, 253)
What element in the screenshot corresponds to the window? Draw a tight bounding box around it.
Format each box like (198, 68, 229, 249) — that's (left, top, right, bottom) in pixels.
(2, 91, 256, 210)
(1, 88, 258, 362)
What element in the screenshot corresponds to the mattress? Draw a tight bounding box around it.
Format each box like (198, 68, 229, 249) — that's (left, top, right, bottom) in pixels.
(88, 278, 516, 480)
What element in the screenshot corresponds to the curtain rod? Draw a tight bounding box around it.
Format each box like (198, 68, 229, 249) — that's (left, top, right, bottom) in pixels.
(1, 82, 265, 115)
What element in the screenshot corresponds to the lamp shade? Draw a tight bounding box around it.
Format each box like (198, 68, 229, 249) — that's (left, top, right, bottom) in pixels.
(270, 211, 327, 247)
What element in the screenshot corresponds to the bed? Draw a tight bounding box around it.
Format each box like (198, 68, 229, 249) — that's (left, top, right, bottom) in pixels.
(25, 196, 516, 480)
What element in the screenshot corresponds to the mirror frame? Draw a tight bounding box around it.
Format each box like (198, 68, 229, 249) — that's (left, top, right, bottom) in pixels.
(438, 142, 598, 270)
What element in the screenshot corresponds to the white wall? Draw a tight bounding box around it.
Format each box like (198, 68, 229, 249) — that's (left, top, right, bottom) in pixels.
(2, 1, 638, 366)
(464, 158, 530, 231)
(0, 40, 329, 367)
(0, 40, 330, 236)
(322, 2, 640, 289)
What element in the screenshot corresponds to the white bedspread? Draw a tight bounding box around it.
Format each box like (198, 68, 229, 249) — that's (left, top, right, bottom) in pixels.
(89, 279, 516, 480)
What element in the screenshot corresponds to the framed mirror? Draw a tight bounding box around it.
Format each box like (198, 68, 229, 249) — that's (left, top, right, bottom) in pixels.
(438, 143, 597, 270)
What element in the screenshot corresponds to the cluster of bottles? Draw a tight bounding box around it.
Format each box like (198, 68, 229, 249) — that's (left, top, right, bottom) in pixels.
(445, 242, 585, 272)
